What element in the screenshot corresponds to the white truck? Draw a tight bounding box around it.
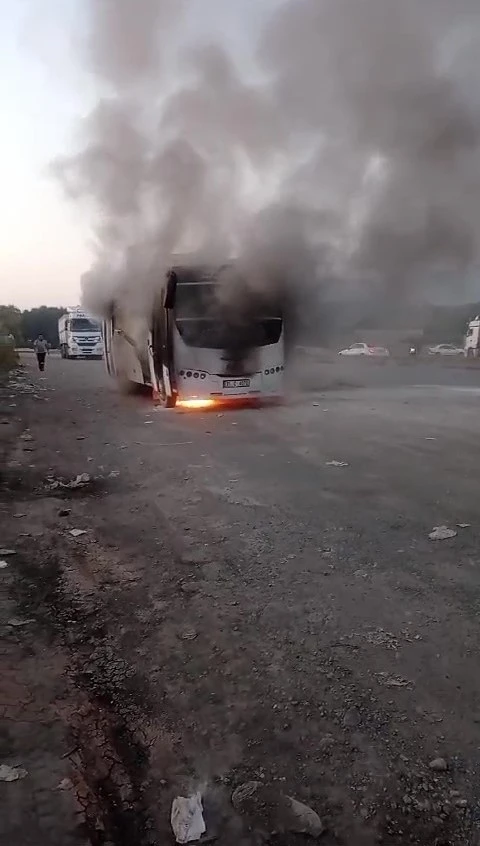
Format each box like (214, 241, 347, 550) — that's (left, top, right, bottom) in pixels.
(464, 316, 480, 358)
(58, 307, 103, 359)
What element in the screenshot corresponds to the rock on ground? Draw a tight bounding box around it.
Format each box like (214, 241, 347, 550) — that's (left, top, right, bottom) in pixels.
(232, 781, 324, 838)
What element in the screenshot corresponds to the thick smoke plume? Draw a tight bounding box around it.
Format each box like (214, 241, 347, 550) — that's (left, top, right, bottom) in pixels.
(55, 0, 480, 326)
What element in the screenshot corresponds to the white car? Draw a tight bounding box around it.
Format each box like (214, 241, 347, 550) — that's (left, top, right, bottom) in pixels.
(338, 342, 390, 358)
(427, 343, 464, 356)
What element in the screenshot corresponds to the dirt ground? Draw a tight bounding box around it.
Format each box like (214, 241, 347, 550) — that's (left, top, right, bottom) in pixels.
(1, 352, 480, 845)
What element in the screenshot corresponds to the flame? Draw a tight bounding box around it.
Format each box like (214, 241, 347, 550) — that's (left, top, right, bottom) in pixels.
(177, 398, 217, 410)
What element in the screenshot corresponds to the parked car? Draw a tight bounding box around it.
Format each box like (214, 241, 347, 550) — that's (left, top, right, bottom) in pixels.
(338, 342, 390, 358)
(427, 343, 464, 356)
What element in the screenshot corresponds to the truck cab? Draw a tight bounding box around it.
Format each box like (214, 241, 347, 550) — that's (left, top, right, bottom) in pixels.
(464, 316, 480, 358)
(58, 308, 103, 360)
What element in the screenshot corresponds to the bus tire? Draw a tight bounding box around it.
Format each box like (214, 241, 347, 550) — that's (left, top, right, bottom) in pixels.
(155, 383, 177, 408)
(163, 393, 177, 408)
(467, 348, 475, 358)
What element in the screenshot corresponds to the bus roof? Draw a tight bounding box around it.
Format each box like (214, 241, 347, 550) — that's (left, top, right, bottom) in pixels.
(169, 263, 232, 284)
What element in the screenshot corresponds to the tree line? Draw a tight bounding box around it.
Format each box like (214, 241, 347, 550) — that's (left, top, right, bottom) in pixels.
(421, 303, 480, 343)
(1, 299, 478, 348)
(0, 305, 66, 347)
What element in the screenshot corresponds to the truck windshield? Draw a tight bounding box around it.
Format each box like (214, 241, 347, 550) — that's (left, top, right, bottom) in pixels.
(175, 283, 282, 349)
(71, 319, 100, 332)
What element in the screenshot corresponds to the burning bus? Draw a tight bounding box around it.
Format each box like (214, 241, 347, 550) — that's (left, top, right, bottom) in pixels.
(102, 262, 285, 408)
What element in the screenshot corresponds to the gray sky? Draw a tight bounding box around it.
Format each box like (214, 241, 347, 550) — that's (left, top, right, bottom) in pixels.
(1, 0, 280, 308)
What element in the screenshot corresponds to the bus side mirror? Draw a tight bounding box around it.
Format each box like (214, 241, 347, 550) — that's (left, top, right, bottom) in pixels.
(164, 272, 177, 310)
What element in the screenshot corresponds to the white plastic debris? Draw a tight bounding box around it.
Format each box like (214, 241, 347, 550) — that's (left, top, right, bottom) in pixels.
(179, 628, 198, 641)
(375, 672, 413, 688)
(171, 793, 206, 844)
(157, 442, 194, 447)
(65, 473, 91, 489)
(7, 618, 32, 628)
(0, 764, 28, 782)
(0, 561, 8, 570)
(429, 526, 457, 541)
(0, 549, 16, 556)
(326, 460, 349, 468)
(457, 523, 471, 529)
(46, 473, 91, 491)
(69, 529, 87, 538)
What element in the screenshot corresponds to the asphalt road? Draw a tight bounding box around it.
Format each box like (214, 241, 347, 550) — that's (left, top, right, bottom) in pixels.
(2, 352, 480, 846)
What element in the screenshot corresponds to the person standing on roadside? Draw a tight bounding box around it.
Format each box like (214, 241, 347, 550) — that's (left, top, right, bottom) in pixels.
(33, 335, 48, 372)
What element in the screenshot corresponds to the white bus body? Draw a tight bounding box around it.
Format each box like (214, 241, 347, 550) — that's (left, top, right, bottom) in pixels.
(464, 316, 480, 358)
(58, 308, 103, 359)
(102, 264, 285, 407)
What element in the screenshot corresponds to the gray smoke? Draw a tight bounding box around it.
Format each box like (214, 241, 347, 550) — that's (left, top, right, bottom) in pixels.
(260, 0, 480, 304)
(54, 0, 480, 325)
(87, 0, 185, 87)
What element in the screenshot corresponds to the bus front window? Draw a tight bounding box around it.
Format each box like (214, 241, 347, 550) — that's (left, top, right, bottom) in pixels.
(175, 283, 282, 349)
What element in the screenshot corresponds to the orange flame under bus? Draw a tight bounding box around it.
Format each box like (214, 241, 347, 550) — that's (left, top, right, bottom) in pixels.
(176, 398, 217, 410)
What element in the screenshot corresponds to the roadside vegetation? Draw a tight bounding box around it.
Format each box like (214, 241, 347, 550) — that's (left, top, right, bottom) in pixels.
(0, 304, 65, 348)
(0, 334, 18, 373)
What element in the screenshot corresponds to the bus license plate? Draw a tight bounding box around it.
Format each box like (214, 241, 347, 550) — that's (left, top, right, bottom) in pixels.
(223, 378, 250, 389)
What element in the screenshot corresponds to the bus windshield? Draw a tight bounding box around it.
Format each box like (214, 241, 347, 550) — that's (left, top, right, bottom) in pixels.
(71, 318, 100, 332)
(175, 283, 220, 319)
(174, 283, 282, 349)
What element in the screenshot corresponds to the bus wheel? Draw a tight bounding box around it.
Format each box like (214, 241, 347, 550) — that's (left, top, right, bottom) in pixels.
(156, 390, 176, 408)
(154, 382, 177, 408)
